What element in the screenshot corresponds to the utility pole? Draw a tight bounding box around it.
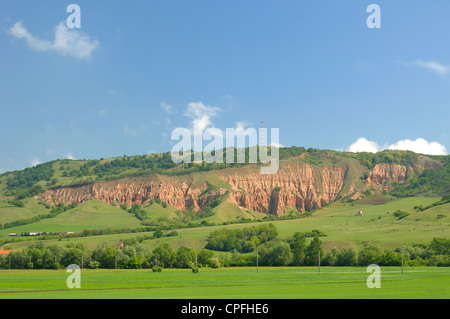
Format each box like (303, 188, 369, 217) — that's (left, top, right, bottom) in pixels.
(401, 251, 404, 276)
(318, 250, 321, 274)
(256, 252, 259, 273)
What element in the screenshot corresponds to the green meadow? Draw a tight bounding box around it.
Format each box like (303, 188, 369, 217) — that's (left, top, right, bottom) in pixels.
(0, 267, 448, 299)
(3, 195, 448, 253)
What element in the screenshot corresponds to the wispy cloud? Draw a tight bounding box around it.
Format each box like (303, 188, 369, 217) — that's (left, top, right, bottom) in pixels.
(88, 109, 107, 119)
(67, 152, 75, 160)
(183, 101, 222, 133)
(348, 137, 447, 155)
(402, 60, 449, 76)
(160, 102, 176, 115)
(124, 123, 147, 137)
(7, 21, 99, 59)
(30, 157, 42, 167)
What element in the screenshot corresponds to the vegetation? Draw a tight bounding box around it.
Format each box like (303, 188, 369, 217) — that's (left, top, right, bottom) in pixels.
(414, 195, 450, 212)
(1, 235, 448, 270)
(205, 224, 278, 253)
(0, 202, 78, 230)
(391, 160, 450, 197)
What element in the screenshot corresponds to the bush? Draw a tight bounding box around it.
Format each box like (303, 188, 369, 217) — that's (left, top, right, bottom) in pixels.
(152, 266, 163, 272)
(191, 266, 200, 273)
(210, 257, 221, 268)
(88, 261, 100, 269)
(393, 210, 410, 220)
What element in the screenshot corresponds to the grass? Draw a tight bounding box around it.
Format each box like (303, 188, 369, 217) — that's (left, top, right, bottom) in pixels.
(205, 201, 267, 224)
(0, 197, 50, 225)
(0, 267, 448, 299)
(0, 199, 142, 236)
(2, 196, 449, 253)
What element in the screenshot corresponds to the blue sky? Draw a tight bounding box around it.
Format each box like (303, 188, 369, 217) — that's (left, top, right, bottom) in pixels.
(1, 0, 449, 172)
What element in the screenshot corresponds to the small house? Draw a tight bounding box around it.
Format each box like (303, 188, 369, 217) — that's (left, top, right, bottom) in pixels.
(356, 211, 364, 216)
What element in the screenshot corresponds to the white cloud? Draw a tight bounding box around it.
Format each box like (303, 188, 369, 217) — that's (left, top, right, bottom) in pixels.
(184, 101, 222, 133)
(270, 142, 284, 148)
(403, 60, 449, 76)
(67, 152, 75, 160)
(235, 121, 250, 130)
(7, 21, 99, 59)
(160, 102, 175, 114)
(387, 138, 447, 156)
(30, 158, 42, 167)
(348, 138, 380, 153)
(348, 137, 448, 155)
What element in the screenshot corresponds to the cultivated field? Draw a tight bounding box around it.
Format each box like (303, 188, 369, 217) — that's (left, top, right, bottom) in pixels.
(0, 267, 448, 299)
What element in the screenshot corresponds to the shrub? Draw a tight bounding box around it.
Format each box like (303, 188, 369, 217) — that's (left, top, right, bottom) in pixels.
(393, 210, 410, 220)
(191, 266, 200, 273)
(152, 266, 163, 272)
(210, 257, 221, 268)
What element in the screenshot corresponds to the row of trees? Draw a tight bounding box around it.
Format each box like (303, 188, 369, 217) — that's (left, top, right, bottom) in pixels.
(0, 241, 202, 270)
(1, 236, 449, 270)
(220, 235, 450, 267)
(205, 224, 279, 253)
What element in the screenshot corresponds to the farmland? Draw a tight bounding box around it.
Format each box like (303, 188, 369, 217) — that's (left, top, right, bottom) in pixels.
(0, 267, 448, 299)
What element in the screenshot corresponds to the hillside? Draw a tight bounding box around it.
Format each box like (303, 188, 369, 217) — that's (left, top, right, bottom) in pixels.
(0, 147, 448, 237)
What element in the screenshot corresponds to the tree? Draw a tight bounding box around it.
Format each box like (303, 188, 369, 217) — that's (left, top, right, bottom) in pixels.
(322, 248, 338, 266)
(287, 232, 307, 265)
(60, 248, 85, 267)
(335, 248, 358, 266)
(379, 250, 403, 266)
(175, 246, 197, 268)
(91, 242, 117, 268)
(358, 244, 383, 266)
(198, 249, 214, 266)
(260, 242, 293, 266)
(305, 236, 323, 266)
(152, 243, 176, 268)
(153, 228, 163, 239)
(210, 257, 221, 268)
(429, 238, 450, 255)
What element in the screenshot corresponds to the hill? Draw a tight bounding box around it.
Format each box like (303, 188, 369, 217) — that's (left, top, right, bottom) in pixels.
(0, 147, 448, 250)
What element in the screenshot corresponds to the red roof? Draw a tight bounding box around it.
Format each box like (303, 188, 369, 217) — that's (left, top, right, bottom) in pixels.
(0, 250, 12, 255)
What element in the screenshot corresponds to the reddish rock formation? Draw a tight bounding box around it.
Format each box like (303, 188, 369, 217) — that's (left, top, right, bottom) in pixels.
(38, 161, 359, 217)
(366, 163, 408, 190)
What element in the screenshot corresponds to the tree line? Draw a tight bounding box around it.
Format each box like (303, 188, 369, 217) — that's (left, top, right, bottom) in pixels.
(2, 231, 448, 270)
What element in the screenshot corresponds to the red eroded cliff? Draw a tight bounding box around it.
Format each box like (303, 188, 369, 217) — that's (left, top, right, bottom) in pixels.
(38, 161, 359, 217)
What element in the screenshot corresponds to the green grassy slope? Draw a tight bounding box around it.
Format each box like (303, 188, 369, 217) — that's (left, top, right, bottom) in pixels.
(0, 199, 142, 236)
(4, 196, 448, 253)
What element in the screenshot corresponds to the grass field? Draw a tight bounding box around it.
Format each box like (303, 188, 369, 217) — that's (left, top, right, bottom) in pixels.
(0, 199, 142, 236)
(0, 267, 448, 299)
